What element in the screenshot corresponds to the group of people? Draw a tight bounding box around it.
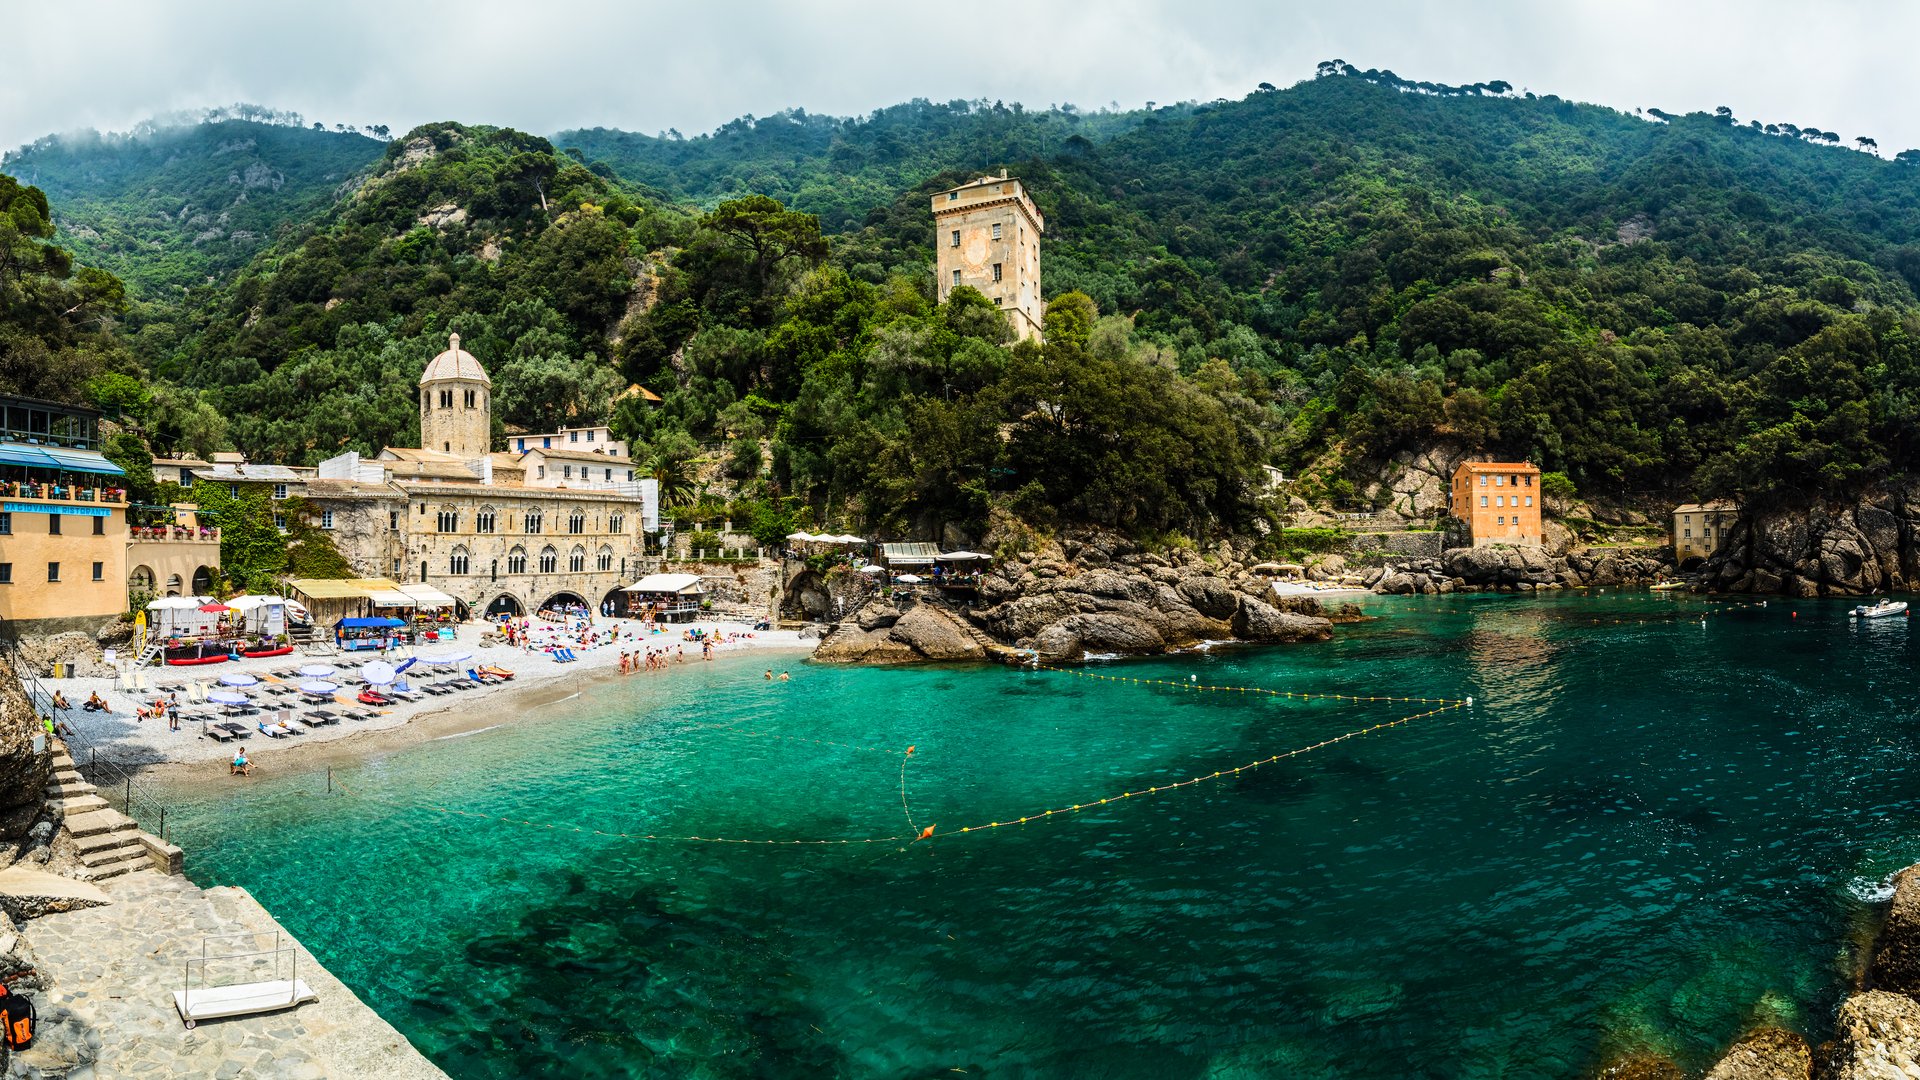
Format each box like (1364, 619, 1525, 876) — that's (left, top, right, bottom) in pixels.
(58, 689, 179, 730)
(619, 646, 686, 674)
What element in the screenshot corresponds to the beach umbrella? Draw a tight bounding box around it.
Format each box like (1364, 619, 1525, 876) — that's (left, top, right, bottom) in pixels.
(198, 602, 230, 613)
(298, 681, 338, 696)
(218, 672, 258, 687)
(207, 690, 248, 705)
(298, 663, 336, 678)
(394, 658, 418, 673)
(895, 574, 924, 584)
(858, 564, 886, 574)
(426, 652, 472, 667)
(361, 661, 397, 686)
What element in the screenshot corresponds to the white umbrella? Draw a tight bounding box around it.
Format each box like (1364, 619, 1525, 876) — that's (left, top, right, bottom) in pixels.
(858, 564, 886, 574)
(895, 574, 923, 584)
(836, 534, 868, 545)
(361, 661, 397, 686)
(785, 531, 818, 542)
(219, 673, 258, 687)
(940, 551, 990, 561)
(427, 652, 472, 667)
(208, 690, 249, 705)
(298, 663, 336, 678)
(298, 681, 339, 696)
(146, 597, 201, 610)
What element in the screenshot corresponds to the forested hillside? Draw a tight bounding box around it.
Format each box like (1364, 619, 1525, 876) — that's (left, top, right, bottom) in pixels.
(14, 66, 1920, 546)
(3, 114, 384, 295)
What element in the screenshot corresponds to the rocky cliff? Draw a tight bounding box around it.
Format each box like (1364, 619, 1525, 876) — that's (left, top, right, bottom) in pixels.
(1701, 485, 1920, 597)
(0, 659, 50, 840)
(1369, 544, 1671, 595)
(813, 536, 1350, 664)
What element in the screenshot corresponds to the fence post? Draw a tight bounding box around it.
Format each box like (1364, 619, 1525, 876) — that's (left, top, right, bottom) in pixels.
(125, 776, 132, 813)
(327, 767, 332, 794)
(159, 807, 166, 842)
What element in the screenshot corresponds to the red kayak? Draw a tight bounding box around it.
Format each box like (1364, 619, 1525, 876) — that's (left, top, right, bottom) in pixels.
(240, 645, 294, 658)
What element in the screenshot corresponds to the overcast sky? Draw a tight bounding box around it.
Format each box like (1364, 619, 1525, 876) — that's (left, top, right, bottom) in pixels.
(6, 1, 1917, 155)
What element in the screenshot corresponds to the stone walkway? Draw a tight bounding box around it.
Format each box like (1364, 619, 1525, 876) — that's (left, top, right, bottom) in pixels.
(23, 869, 445, 1079)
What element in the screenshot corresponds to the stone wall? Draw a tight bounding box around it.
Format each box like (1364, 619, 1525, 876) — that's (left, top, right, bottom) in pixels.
(1348, 531, 1446, 560)
(0, 659, 50, 840)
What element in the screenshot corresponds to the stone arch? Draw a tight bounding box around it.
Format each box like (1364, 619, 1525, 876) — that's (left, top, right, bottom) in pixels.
(484, 593, 525, 618)
(165, 573, 184, 595)
(540, 590, 588, 616)
(601, 585, 631, 617)
(783, 569, 831, 620)
(129, 564, 155, 596)
(191, 566, 215, 594)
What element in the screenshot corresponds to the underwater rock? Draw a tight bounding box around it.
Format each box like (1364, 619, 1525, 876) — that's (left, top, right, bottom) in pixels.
(1702, 1026, 1810, 1080)
(1821, 990, 1920, 1080)
(1870, 864, 1920, 995)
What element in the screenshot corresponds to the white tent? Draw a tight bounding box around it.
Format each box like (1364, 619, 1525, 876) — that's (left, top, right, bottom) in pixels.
(624, 573, 705, 595)
(146, 595, 219, 635)
(400, 583, 459, 610)
(786, 531, 820, 543)
(937, 551, 990, 561)
(225, 595, 288, 636)
(830, 534, 867, 545)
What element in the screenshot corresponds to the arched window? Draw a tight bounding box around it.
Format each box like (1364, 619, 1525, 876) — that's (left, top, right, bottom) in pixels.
(596, 546, 614, 572)
(475, 506, 497, 533)
(450, 546, 470, 575)
(568, 547, 586, 573)
(525, 509, 543, 534)
(507, 546, 527, 575)
(568, 510, 585, 535)
(538, 546, 557, 574)
(608, 513, 624, 533)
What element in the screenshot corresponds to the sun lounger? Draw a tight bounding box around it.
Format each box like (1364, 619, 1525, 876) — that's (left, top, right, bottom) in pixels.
(391, 690, 422, 703)
(205, 728, 232, 743)
(255, 723, 284, 739)
(215, 722, 250, 739)
(307, 709, 338, 722)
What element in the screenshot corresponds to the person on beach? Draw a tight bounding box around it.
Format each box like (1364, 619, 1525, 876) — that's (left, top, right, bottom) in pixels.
(764, 669, 772, 681)
(778, 671, 790, 682)
(50, 691, 68, 712)
(167, 694, 180, 732)
(230, 750, 252, 776)
(82, 692, 108, 713)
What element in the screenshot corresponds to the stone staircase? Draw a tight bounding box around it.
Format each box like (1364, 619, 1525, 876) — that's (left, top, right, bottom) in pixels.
(46, 747, 157, 882)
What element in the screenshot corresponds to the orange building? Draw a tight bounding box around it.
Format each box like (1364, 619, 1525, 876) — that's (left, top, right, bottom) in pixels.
(1450, 461, 1544, 546)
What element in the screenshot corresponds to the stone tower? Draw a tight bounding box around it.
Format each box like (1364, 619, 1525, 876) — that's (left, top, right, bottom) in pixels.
(419, 332, 492, 458)
(932, 172, 1044, 341)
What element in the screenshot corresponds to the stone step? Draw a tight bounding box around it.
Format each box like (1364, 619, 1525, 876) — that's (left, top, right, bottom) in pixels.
(82, 860, 146, 883)
(77, 841, 146, 869)
(44, 781, 95, 800)
(63, 809, 135, 839)
(71, 829, 134, 854)
(51, 769, 83, 786)
(53, 795, 109, 816)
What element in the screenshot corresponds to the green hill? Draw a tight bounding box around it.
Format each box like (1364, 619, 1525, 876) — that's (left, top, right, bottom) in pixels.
(3, 117, 385, 296)
(19, 66, 1920, 542)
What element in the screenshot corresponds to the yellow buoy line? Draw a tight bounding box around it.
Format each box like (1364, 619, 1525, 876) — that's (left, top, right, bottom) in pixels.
(330, 665, 1472, 848)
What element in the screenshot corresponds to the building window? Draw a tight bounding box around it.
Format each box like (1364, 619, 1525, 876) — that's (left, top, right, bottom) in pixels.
(948, 191, 958, 201)
(569, 431, 579, 443)
(950, 230, 961, 247)
(536, 465, 546, 479)
(91, 561, 103, 581)
(48, 514, 59, 536)
(597, 549, 613, 571)
(273, 513, 286, 530)
(508, 549, 527, 574)
(539, 547, 557, 573)
(437, 510, 458, 532)
(476, 510, 495, 533)
(46, 562, 58, 582)
(389, 510, 399, 532)
(1494, 475, 1504, 486)
(517, 438, 525, 451)
(1479, 495, 1488, 507)
(0, 564, 10, 584)
(439, 389, 453, 408)
(450, 549, 470, 575)
(230, 484, 240, 498)
(563, 465, 572, 479)
(1524, 475, 1533, 487)
(272, 483, 288, 500)
(93, 516, 104, 535)
(0, 513, 9, 535)
(1495, 496, 1504, 507)
(609, 513, 624, 533)
(992, 223, 1002, 240)
(586, 430, 595, 442)
(526, 510, 543, 533)
(568, 511, 585, 534)
(542, 437, 551, 448)
(1684, 528, 1692, 538)
(1524, 496, 1533, 507)
(321, 510, 335, 529)
(568, 549, 585, 573)
(992, 263, 1003, 282)
(1497, 516, 1505, 525)
(951, 269, 961, 287)
(1478, 475, 1487, 486)
(465, 389, 477, 408)
(392, 559, 401, 577)
(627, 470, 635, 481)
(603, 468, 612, 481)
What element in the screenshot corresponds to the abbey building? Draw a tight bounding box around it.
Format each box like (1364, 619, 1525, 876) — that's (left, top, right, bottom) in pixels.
(302, 334, 658, 619)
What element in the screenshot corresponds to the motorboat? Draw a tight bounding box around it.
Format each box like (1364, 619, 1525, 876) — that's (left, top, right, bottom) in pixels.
(1851, 598, 1909, 619)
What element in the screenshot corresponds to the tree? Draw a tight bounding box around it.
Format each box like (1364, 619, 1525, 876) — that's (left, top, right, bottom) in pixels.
(693, 195, 829, 317)
(1857, 136, 1880, 154)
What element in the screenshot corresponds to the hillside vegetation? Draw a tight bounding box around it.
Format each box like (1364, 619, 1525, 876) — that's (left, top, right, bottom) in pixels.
(12, 67, 1920, 546)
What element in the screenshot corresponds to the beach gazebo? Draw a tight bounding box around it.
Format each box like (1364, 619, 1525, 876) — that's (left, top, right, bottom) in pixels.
(623, 573, 707, 622)
(880, 543, 939, 572)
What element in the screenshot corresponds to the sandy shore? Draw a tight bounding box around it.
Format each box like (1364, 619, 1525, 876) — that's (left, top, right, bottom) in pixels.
(45, 617, 816, 777)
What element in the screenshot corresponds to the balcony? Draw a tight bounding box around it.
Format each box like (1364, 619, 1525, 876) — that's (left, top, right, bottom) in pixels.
(2, 481, 128, 505)
(129, 525, 220, 542)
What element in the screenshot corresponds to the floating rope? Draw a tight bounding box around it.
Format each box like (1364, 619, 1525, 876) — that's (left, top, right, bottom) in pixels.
(1029, 663, 1466, 706)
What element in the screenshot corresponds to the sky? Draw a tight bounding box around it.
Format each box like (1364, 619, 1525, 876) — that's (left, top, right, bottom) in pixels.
(5, 1, 1917, 154)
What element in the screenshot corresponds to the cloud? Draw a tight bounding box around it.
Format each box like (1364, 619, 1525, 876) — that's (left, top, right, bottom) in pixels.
(7, 1, 1920, 155)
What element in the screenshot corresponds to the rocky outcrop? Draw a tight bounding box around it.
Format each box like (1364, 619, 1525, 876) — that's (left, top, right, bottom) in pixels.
(1702, 485, 1920, 597)
(1820, 990, 1920, 1079)
(1703, 1028, 1809, 1080)
(1369, 544, 1670, 595)
(0, 662, 49, 841)
(1872, 866, 1920, 995)
(813, 530, 1342, 664)
(814, 600, 989, 664)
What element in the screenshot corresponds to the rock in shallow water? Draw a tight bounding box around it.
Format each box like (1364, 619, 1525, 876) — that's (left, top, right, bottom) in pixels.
(1871, 865, 1920, 995)
(1703, 1027, 1810, 1080)
(1820, 990, 1920, 1080)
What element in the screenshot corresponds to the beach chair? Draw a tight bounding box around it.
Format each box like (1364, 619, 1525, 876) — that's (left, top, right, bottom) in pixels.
(204, 727, 231, 743)
(307, 709, 338, 723)
(255, 723, 284, 739)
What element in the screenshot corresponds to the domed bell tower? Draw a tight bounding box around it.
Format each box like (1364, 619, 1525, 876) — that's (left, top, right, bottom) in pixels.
(419, 332, 492, 458)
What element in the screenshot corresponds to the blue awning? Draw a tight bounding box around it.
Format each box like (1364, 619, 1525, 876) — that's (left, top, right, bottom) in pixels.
(0, 443, 124, 475)
(37, 446, 124, 476)
(337, 617, 405, 628)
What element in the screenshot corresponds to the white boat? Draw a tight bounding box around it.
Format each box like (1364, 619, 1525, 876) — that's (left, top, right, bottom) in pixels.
(1851, 599, 1909, 619)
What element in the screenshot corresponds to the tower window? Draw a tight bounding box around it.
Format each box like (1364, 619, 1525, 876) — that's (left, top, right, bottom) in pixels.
(951, 269, 961, 287)
(950, 230, 960, 248)
(947, 191, 958, 201)
(440, 389, 453, 408)
(992, 223, 1002, 240)
(465, 389, 477, 408)
(992, 263, 1003, 282)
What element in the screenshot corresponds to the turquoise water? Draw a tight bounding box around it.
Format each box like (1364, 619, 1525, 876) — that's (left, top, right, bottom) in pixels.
(154, 594, 1920, 1077)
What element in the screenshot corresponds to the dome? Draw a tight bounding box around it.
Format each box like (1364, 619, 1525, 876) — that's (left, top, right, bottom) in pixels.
(421, 332, 490, 385)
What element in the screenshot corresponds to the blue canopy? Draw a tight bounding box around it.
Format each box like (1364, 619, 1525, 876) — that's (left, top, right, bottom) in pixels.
(0, 442, 124, 475)
(337, 617, 405, 628)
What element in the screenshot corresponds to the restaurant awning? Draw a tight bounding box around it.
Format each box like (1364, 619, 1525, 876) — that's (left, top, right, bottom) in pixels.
(881, 542, 940, 567)
(0, 443, 125, 475)
(624, 573, 705, 594)
(399, 584, 459, 608)
(337, 617, 405, 628)
(365, 590, 417, 607)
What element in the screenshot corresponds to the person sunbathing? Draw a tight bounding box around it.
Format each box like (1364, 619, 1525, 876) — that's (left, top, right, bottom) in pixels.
(50, 692, 69, 711)
(82, 692, 109, 713)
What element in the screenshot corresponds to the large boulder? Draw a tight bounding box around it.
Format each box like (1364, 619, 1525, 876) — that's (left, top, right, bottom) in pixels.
(1822, 990, 1920, 1080)
(1177, 575, 1241, 620)
(1232, 597, 1334, 642)
(885, 605, 986, 661)
(1703, 1028, 1810, 1080)
(1870, 865, 1920, 994)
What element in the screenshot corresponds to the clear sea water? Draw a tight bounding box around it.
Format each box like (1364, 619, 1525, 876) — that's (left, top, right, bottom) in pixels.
(153, 593, 1920, 1078)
